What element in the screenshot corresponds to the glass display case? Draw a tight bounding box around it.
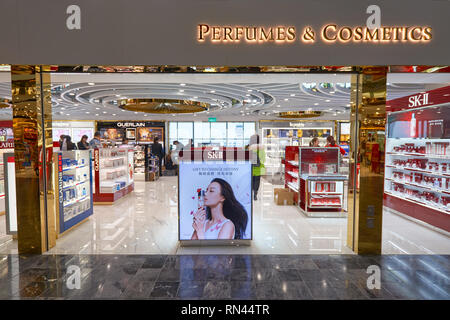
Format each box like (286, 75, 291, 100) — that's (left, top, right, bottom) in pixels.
(56, 150, 93, 233)
(262, 127, 331, 177)
(134, 145, 146, 178)
(93, 147, 134, 203)
(384, 86, 450, 232)
(285, 146, 347, 217)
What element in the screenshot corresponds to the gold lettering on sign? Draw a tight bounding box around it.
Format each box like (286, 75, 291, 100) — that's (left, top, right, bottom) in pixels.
(197, 24, 433, 44)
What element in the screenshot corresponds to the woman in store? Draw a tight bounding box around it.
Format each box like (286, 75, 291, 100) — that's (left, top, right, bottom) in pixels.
(249, 134, 265, 201)
(325, 135, 345, 155)
(64, 135, 77, 151)
(77, 135, 89, 150)
(191, 178, 248, 240)
(309, 137, 320, 147)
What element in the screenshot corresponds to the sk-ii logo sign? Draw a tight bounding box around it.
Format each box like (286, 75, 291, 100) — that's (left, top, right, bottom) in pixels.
(207, 151, 223, 160)
(408, 93, 430, 108)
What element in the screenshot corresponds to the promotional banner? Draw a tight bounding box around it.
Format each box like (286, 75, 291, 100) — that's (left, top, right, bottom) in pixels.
(179, 161, 252, 241)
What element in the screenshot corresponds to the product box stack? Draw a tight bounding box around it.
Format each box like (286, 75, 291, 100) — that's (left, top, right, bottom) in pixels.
(273, 188, 294, 205)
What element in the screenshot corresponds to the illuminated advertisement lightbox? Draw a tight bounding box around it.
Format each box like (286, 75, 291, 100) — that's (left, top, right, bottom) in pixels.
(179, 160, 252, 241)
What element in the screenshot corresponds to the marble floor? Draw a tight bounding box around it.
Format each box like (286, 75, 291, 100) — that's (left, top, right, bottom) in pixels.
(0, 177, 449, 255)
(0, 254, 448, 300)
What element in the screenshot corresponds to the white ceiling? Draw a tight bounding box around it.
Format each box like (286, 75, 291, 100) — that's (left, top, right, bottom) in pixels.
(0, 72, 448, 121)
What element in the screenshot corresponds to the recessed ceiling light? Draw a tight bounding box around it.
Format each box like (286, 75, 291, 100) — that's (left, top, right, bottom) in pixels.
(66, 114, 70, 116)
(314, 103, 319, 105)
(85, 111, 90, 114)
(60, 107, 65, 110)
(277, 105, 281, 107)
(115, 94, 121, 97)
(284, 98, 289, 101)
(69, 93, 75, 96)
(180, 83, 186, 86)
(210, 90, 215, 93)
(330, 91, 335, 94)
(247, 89, 253, 92)
(246, 94, 250, 97)
(95, 107, 100, 110)
(95, 114, 99, 116)
(179, 89, 184, 93)
(134, 112, 138, 114)
(290, 94, 295, 97)
(329, 108, 333, 111)
(121, 110, 125, 112)
(325, 99, 330, 102)
(88, 83, 95, 86)
(193, 96, 198, 99)
(103, 111, 107, 114)
(346, 104, 351, 107)
(112, 113, 116, 116)
(144, 114, 147, 116)
(74, 103, 79, 106)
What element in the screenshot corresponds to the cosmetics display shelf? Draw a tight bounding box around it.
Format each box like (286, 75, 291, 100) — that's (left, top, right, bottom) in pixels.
(384, 88, 450, 232)
(385, 164, 450, 177)
(287, 181, 299, 193)
(287, 171, 299, 179)
(55, 150, 93, 234)
(93, 147, 134, 203)
(385, 191, 450, 215)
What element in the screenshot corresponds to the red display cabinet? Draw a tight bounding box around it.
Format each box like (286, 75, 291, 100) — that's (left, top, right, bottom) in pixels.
(384, 85, 450, 232)
(285, 146, 347, 217)
(284, 146, 299, 204)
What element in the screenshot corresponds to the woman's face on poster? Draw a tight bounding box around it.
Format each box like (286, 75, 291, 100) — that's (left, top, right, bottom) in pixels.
(204, 182, 224, 207)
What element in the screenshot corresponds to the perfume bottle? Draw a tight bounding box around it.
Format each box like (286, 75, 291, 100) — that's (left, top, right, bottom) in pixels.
(410, 113, 416, 138)
(198, 189, 205, 208)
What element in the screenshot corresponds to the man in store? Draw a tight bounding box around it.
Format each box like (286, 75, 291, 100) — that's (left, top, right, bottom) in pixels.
(151, 136, 164, 174)
(89, 131, 102, 149)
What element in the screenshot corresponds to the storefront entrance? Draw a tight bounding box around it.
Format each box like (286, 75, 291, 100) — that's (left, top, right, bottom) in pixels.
(1, 66, 448, 255)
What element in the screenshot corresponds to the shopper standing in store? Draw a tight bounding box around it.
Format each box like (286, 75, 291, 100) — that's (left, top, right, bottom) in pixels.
(89, 131, 102, 149)
(59, 134, 67, 151)
(249, 134, 265, 201)
(172, 140, 184, 165)
(64, 135, 77, 151)
(151, 136, 164, 174)
(77, 135, 89, 150)
(325, 135, 346, 155)
(309, 137, 320, 147)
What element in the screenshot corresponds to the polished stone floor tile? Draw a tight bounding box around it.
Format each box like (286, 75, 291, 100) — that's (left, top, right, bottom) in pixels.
(275, 269, 302, 281)
(157, 268, 181, 282)
(178, 268, 208, 282)
(297, 269, 328, 283)
(304, 281, 340, 300)
(252, 269, 281, 282)
(230, 281, 257, 299)
(230, 268, 253, 281)
(206, 267, 232, 281)
(254, 282, 283, 300)
(332, 281, 368, 300)
(203, 281, 231, 299)
(149, 281, 179, 298)
(132, 268, 161, 282)
(0, 254, 449, 299)
(278, 281, 313, 300)
(177, 281, 206, 299)
(141, 256, 167, 269)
